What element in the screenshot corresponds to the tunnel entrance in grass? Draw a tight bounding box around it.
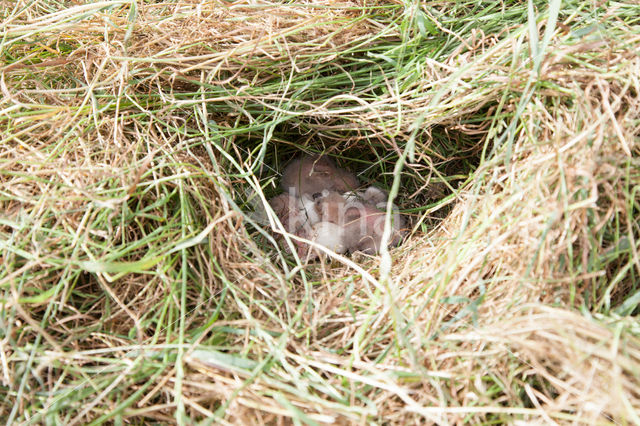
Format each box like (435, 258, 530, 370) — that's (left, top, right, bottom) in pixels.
(242, 122, 487, 258)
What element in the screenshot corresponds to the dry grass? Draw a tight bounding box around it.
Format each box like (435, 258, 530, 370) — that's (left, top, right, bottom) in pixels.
(1, 0, 639, 424)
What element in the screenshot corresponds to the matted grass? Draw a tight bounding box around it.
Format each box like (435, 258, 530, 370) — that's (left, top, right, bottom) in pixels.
(1, 0, 639, 424)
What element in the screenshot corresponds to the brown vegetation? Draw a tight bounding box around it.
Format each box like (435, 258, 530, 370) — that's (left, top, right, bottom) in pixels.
(1, 0, 639, 424)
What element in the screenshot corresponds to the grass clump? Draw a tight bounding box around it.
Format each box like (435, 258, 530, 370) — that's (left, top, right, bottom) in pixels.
(1, 0, 640, 424)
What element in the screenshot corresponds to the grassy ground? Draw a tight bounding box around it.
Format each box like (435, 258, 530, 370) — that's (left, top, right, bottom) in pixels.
(1, 0, 639, 424)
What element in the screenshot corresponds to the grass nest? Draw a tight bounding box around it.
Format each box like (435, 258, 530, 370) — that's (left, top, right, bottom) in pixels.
(1, 0, 639, 424)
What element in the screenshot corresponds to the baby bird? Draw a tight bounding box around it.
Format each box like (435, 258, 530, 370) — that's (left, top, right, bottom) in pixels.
(281, 154, 359, 197)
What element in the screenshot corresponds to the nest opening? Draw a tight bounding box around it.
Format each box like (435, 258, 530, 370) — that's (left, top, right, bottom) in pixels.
(237, 122, 487, 261)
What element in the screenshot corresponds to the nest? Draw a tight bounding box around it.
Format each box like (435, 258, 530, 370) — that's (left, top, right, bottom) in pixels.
(1, 0, 639, 424)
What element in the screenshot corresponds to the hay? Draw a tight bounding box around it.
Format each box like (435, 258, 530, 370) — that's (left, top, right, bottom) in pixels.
(1, 0, 639, 424)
